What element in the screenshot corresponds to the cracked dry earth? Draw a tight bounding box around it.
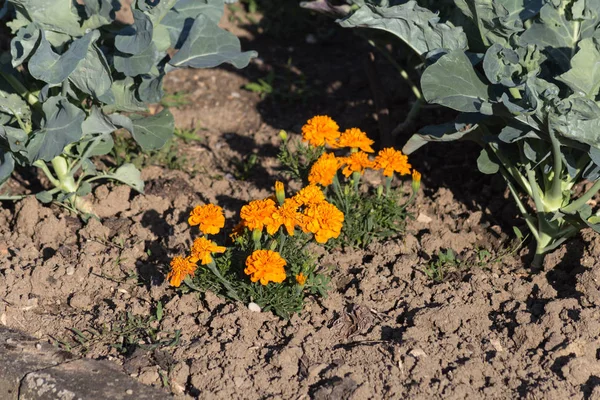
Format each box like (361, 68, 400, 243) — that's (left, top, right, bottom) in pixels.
(3, 8, 600, 400)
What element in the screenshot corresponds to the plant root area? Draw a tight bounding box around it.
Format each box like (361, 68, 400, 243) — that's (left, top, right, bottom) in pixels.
(2, 8, 600, 400)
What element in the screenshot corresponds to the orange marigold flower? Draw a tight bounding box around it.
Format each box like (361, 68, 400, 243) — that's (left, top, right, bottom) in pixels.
(301, 115, 340, 147)
(335, 128, 375, 152)
(272, 198, 302, 235)
(308, 152, 341, 186)
(188, 204, 225, 235)
(293, 185, 326, 207)
(190, 237, 226, 265)
(296, 273, 307, 286)
(373, 148, 412, 177)
(412, 170, 421, 183)
(240, 198, 278, 232)
(303, 202, 344, 243)
(167, 256, 197, 287)
(340, 151, 374, 177)
(244, 249, 287, 285)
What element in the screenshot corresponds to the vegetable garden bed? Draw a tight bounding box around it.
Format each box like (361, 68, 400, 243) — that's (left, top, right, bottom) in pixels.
(2, 1, 600, 399)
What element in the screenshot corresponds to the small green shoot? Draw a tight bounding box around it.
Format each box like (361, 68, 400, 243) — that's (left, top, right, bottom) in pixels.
(160, 91, 191, 108)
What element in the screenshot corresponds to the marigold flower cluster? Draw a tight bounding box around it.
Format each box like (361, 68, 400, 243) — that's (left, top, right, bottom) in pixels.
(239, 182, 344, 244)
(301, 116, 416, 184)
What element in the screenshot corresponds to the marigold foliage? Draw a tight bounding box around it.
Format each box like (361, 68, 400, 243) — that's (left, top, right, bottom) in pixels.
(373, 148, 412, 177)
(308, 152, 341, 186)
(335, 128, 375, 153)
(340, 151, 374, 177)
(188, 204, 225, 235)
(167, 256, 197, 287)
(301, 115, 340, 147)
(303, 202, 345, 243)
(244, 249, 288, 285)
(190, 237, 226, 265)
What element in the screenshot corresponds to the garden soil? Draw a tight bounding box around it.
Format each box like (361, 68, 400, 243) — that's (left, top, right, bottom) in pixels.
(3, 7, 600, 400)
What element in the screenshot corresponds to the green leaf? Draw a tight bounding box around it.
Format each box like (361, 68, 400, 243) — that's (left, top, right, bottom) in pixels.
(35, 191, 54, 203)
(114, 43, 157, 77)
(81, 107, 116, 136)
(69, 44, 113, 100)
(339, 1, 467, 57)
(402, 120, 482, 154)
(114, 10, 154, 55)
(421, 51, 490, 113)
(11, 0, 85, 36)
(0, 126, 28, 152)
(105, 77, 147, 113)
(477, 148, 499, 174)
(29, 30, 98, 85)
(26, 96, 86, 162)
(106, 163, 144, 193)
(0, 149, 15, 183)
(557, 37, 600, 98)
(0, 91, 31, 124)
(10, 24, 40, 67)
(138, 74, 165, 104)
(168, 14, 257, 70)
(161, 0, 225, 47)
(130, 109, 175, 151)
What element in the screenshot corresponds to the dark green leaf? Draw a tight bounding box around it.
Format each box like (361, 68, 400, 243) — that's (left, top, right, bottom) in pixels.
(26, 96, 86, 162)
(339, 1, 467, 57)
(106, 163, 144, 193)
(477, 148, 499, 174)
(35, 190, 54, 203)
(10, 24, 40, 67)
(69, 44, 112, 100)
(114, 10, 153, 55)
(0, 149, 14, 183)
(130, 109, 174, 151)
(421, 51, 490, 113)
(29, 30, 97, 85)
(168, 15, 257, 70)
(0, 126, 28, 152)
(114, 43, 157, 76)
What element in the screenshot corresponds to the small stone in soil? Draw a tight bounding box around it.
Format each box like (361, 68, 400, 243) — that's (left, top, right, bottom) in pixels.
(248, 302, 261, 312)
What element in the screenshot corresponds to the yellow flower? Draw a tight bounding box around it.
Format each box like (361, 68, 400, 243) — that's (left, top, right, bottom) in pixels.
(373, 147, 412, 177)
(340, 151, 374, 177)
(335, 128, 375, 152)
(167, 256, 197, 287)
(303, 201, 344, 243)
(293, 185, 326, 207)
(296, 273, 307, 286)
(272, 198, 302, 235)
(188, 204, 225, 235)
(301, 115, 340, 147)
(308, 152, 341, 186)
(244, 249, 287, 285)
(240, 198, 278, 232)
(190, 237, 226, 265)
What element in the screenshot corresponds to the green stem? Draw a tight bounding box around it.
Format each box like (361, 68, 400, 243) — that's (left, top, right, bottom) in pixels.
(33, 160, 61, 188)
(205, 260, 241, 302)
(51, 156, 77, 193)
(0, 71, 41, 112)
(546, 129, 563, 211)
(391, 98, 424, 137)
(385, 176, 392, 197)
(561, 179, 600, 214)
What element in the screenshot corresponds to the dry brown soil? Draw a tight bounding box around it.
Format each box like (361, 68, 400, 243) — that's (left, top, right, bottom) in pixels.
(2, 5, 600, 400)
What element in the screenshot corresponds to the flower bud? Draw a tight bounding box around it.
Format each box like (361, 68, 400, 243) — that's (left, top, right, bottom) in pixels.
(275, 181, 285, 205)
(279, 130, 288, 141)
(411, 170, 421, 193)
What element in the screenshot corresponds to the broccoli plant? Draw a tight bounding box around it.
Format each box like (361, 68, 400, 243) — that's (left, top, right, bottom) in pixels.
(305, 0, 600, 267)
(0, 0, 256, 213)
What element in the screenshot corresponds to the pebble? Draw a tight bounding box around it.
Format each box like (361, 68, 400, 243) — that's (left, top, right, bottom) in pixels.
(409, 348, 428, 358)
(66, 266, 75, 276)
(248, 302, 261, 312)
(126, 389, 133, 395)
(417, 213, 433, 223)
